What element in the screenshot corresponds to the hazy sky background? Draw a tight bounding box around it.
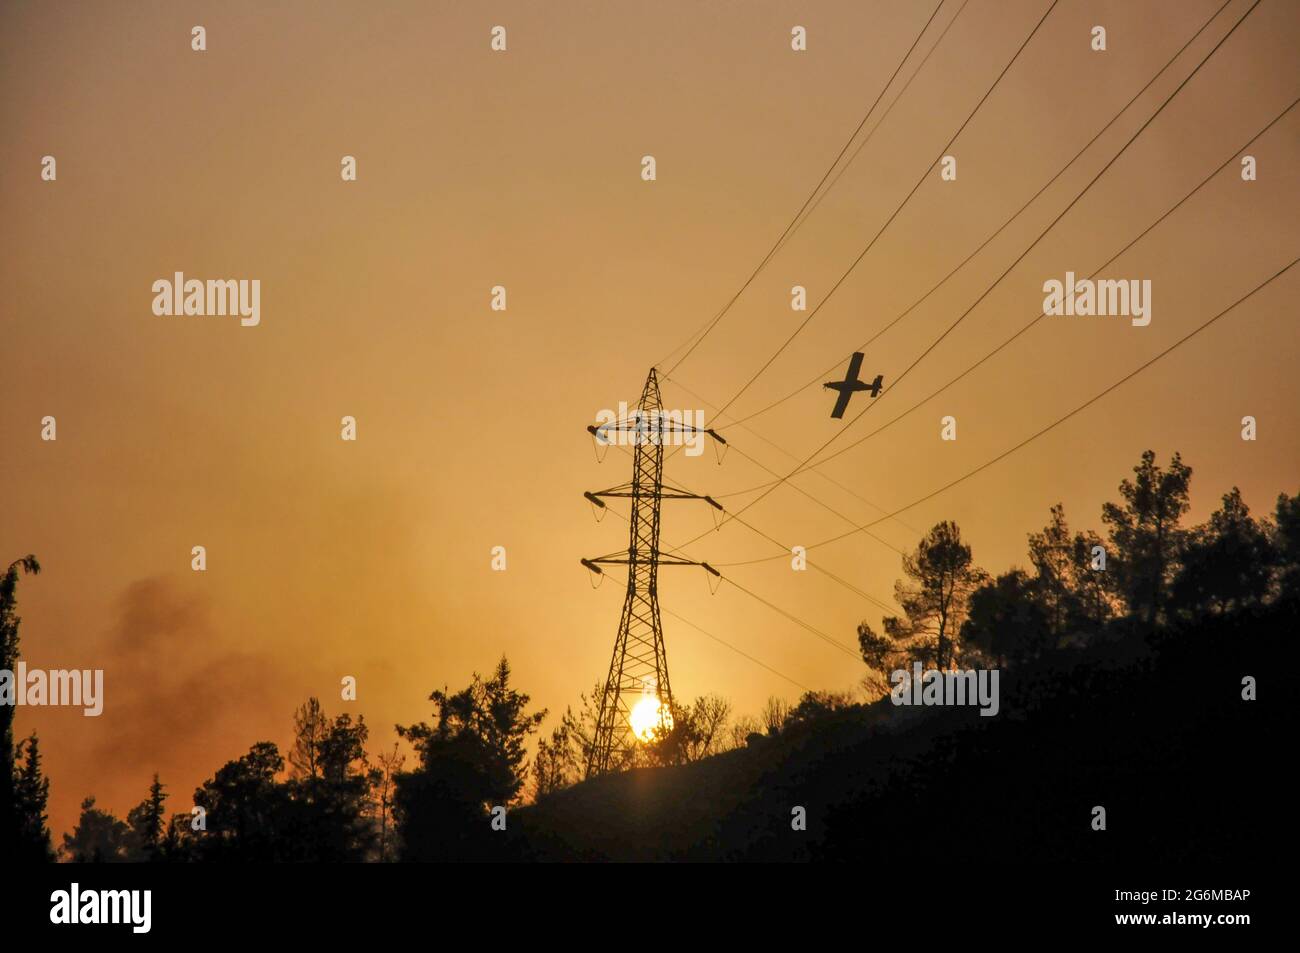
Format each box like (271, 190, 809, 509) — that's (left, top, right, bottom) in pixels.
(2, 0, 1297, 839)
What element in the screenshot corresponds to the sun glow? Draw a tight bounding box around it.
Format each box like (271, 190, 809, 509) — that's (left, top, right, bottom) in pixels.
(628, 695, 673, 742)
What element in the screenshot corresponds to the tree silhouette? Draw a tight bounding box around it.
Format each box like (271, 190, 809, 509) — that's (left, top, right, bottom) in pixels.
(289, 697, 329, 779)
(191, 742, 289, 861)
(288, 707, 380, 861)
(373, 742, 405, 861)
(125, 774, 168, 862)
(1028, 504, 1099, 639)
(1102, 450, 1192, 624)
(160, 810, 197, 862)
(727, 714, 763, 750)
(13, 733, 54, 861)
(1069, 527, 1117, 631)
(395, 657, 544, 861)
(882, 521, 987, 669)
(783, 690, 854, 728)
(1272, 491, 1300, 599)
(1172, 487, 1274, 616)
(640, 693, 735, 767)
(62, 796, 129, 862)
(760, 696, 791, 736)
(961, 569, 1051, 666)
(532, 722, 577, 800)
(676, 694, 733, 762)
(0, 554, 40, 858)
(184, 703, 381, 862)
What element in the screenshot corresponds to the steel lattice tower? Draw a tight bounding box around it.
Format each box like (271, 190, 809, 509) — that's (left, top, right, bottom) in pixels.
(581, 368, 722, 777)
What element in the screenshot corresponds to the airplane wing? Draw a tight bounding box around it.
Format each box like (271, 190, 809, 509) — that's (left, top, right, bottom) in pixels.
(829, 386, 853, 419)
(845, 351, 865, 381)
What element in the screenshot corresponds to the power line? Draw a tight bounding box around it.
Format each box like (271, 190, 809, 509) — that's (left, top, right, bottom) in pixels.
(704, 95, 1298, 499)
(719, 0, 1237, 430)
(659, 0, 1230, 497)
(767, 0, 974, 263)
(654, 0, 1236, 551)
(719, 443, 911, 556)
(718, 256, 1300, 566)
(696, 0, 1062, 420)
(661, 604, 813, 693)
(637, 89, 1294, 617)
(660, 370, 923, 535)
(721, 576, 863, 662)
(693, 0, 1263, 540)
(721, 508, 898, 617)
(657, 0, 950, 376)
(787, 98, 1300, 475)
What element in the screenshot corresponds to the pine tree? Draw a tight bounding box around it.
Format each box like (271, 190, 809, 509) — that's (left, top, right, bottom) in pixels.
(1027, 504, 1117, 638)
(13, 733, 54, 861)
(125, 774, 168, 862)
(289, 697, 329, 779)
(1027, 505, 1079, 638)
(1102, 451, 1192, 624)
(883, 522, 987, 669)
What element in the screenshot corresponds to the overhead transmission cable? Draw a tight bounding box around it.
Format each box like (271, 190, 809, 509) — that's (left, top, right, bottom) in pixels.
(700, 95, 1299, 502)
(777, 98, 1300, 477)
(710, 0, 1237, 431)
(692, 0, 1063, 420)
(675, 0, 1263, 549)
(653, 0, 1233, 539)
(767, 0, 974, 263)
(718, 257, 1300, 566)
(656, 0, 951, 376)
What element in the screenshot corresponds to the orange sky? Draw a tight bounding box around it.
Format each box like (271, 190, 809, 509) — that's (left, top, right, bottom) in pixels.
(2, 0, 1297, 840)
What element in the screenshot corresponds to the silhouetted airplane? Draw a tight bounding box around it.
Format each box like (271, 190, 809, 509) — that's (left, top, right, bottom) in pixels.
(824, 352, 882, 418)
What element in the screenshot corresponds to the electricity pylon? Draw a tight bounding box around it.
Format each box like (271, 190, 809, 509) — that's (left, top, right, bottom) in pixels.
(581, 368, 723, 777)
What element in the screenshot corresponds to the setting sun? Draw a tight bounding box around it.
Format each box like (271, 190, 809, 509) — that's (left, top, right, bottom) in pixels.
(628, 696, 673, 742)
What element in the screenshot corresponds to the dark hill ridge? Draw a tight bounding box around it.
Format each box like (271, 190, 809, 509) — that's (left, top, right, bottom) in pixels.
(510, 601, 1284, 862)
